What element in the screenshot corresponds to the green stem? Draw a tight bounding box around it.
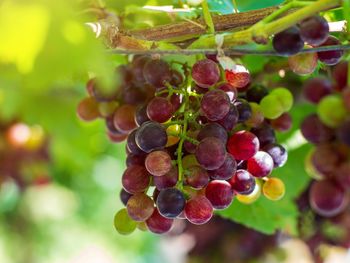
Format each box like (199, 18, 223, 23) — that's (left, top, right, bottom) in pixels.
(163, 120, 185, 127)
(201, 0, 215, 34)
(168, 132, 200, 145)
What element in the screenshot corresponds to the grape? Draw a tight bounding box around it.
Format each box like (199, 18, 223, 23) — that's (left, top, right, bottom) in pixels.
(127, 193, 155, 221)
(182, 154, 200, 169)
(236, 179, 262, 204)
(270, 88, 293, 112)
(272, 26, 304, 56)
(114, 208, 137, 235)
(216, 105, 239, 131)
(185, 166, 209, 189)
(145, 150, 172, 176)
(146, 209, 174, 234)
(166, 124, 181, 147)
(201, 90, 230, 121)
(334, 162, 350, 190)
(262, 177, 285, 201)
(131, 56, 150, 83)
(288, 52, 318, 75)
(304, 148, 324, 180)
(156, 188, 186, 218)
(205, 180, 234, 209)
(245, 102, 264, 128)
(332, 62, 348, 91)
(262, 143, 288, 168)
(107, 131, 128, 143)
(303, 77, 332, 104)
(147, 97, 174, 123)
(153, 166, 178, 190)
(192, 59, 220, 88)
(120, 189, 133, 206)
(311, 144, 343, 176)
(113, 104, 137, 133)
(184, 130, 199, 154)
(197, 123, 228, 144)
(205, 54, 218, 62)
(270, 112, 292, 132)
(337, 120, 350, 146)
(98, 101, 118, 118)
(317, 95, 347, 128)
(126, 153, 146, 167)
(185, 195, 213, 225)
(247, 151, 274, 178)
(229, 169, 256, 195)
(135, 105, 150, 126)
(225, 65, 251, 88)
(127, 130, 144, 155)
(299, 16, 329, 46)
(208, 153, 237, 180)
(260, 94, 284, 119)
(137, 222, 148, 232)
(234, 99, 252, 123)
(301, 114, 334, 144)
(317, 36, 343, 65)
(121, 86, 147, 105)
(227, 131, 259, 161)
(218, 82, 238, 102)
(246, 84, 269, 103)
(170, 70, 184, 86)
(143, 59, 172, 88)
(153, 188, 160, 201)
(195, 137, 227, 170)
(135, 121, 167, 153)
(122, 165, 151, 194)
(309, 180, 347, 217)
(251, 124, 276, 147)
(77, 97, 100, 121)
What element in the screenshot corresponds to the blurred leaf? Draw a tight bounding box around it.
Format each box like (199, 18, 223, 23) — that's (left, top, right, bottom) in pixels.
(208, 0, 284, 14)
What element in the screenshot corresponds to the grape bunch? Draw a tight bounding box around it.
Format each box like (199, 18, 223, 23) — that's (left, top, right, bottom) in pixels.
(272, 15, 343, 75)
(78, 55, 292, 235)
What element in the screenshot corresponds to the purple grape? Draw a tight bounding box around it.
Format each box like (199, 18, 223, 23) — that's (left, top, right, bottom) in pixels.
(131, 56, 150, 83)
(156, 188, 186, 218)
(201, 90, 230, 121)
(251, 124, 276, 147)
(192, 59, 220, 88)
(195, 137, 227, 170)
(317, 36, 343, 65)
(300, 16, 329, 46)
(145, 150, 172, 176)
(153, 166, 178, 190)
(135, 121, 167, 153)
(262, 144, 288, 168)
(272, 26, 304, 56)
(216, 105, 239, 131)
(135, 105, 150, 127)
(143, 59, 172, 88)
(147, 97, 174, 123)
(197, 123, 228, 144)
(122, 165, 151, 194)
(113, 104, 137, 133)
(234, 99, 252, 123)
(303, 77, 332, 104)
(126, 153, 146, 167)
(208, 154, 237, 180)
(146, 209, 173, 234)
(185, 166, 210, 189)
(301, 114, 334, 144)
(120, 189, 133, 206)
(229, 169, 256, 195)
(337, 120, 350, 146)
(218, 82, 238, 102)
(246, 84, 269, 103)
(127, 130, 144, 155)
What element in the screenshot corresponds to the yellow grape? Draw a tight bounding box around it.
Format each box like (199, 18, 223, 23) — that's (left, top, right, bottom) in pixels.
(263, 178, 285, 201)
(236, 179, 262, 204)
(166, 124, 181, 147)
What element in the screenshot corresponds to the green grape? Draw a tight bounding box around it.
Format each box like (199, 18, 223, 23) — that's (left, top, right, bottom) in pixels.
(260, 94, 285, 119)
(236, 179, 262, 204)
(270, 87, 293, 112)
(262, 178, 285, 201)
(114, 208, 137, 235)
(317, 94, 347, 128)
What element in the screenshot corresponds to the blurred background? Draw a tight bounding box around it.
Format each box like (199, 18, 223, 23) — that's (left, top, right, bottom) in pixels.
(0, 0, 349, 263)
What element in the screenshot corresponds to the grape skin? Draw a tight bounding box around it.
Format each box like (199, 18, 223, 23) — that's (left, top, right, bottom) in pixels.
(205, 180, 234, 209)
(147, 97, 174, 123)
(201, 90, 231, 121)
(272, 26, 304, 56)
(77, 97, 100, 121)
(208, 153, 237, 180)
(192, 59, 220, 88)
(229, 169, 256, 195)
(301, 114, 334, 144)
(195, 137, 227, 170)
(135, 121, 167, 153)
(185, 166, 210, 189)
(247, 151, 274, 178)
(122, 165, 151, 194)
(317, 36, 344, 65)
(153, 166, 178, 190)
(126, 193, 155, 221)
(156, 188, 186, 218)
(113, 104, 137, 133)
(227, 131, 259, 161)
(197, 123, 228, 144)
(143, 59, 172, 88)
(145, 150, 172, 176)
(146, 209, 174, 234)
(303, 77, 332, 104)
(299, 16, 329, 46)
(185, 195, 213, 225)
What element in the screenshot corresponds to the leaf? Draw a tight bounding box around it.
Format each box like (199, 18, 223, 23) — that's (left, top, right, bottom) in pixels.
(207, 0, 284, 14)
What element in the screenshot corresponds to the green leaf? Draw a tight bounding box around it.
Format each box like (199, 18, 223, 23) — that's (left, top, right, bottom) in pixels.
(207, 0, 284, 14)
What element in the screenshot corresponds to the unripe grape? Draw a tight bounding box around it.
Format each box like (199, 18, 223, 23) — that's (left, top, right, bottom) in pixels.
(114, 208, 137, 235)
(317, 95, 347, 128)
(263, 178, 285, 201)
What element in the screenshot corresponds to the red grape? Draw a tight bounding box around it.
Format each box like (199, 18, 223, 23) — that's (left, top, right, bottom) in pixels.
(192, 59, 220, 88)
(153, 166, 178, 190)
(143, 59, 172, 88)
(270, 112, 292, 132)
(185, 166, 210, 189)
(195, 137, 227, 170)
(122, 165, 151, 194)
(147, 97, 174, 123)
(201, 90, 230, 121)
(205, 180, 234, 209)
(227, 131, 259, 160)
(113, 104, 137, 133)
(317, 36, 343, 65)
(247, 151, 274, 178)
(225, 65, 250, 89)
(197, 123, 228, 144)
(146, 209, 173, 234)
(262, 143, 288, 168)
(229, 169, 256, 195)
(218, 82, 238, 102)
(145, 150, 172, 176)
(303, 77, 332, 104)
(185, 195, 213, 225)
(77, 97, 100, 121)
(332, 62, 348, 91)
(127, 193, 155, 221)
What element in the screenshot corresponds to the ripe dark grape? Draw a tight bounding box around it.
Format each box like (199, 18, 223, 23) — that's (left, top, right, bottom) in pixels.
(218, 82, 238, 102)
(229, 169, 256, 195)
(156, 188, 186, 218)
(262, 144, 288, 168)
(146, 209, 173, 234)
(227, 131, 259, 160)
(107, 131, 128, 143)
(201, 90, 230, 121)
(272, 26, 304, 56)
(153, 166, 178, 190)
(251, 124, 276, 147)
(135, 105, 150, 127)
(216, 105, 239, 131)
(309, 180, 347, 217)
(332, 62, 348, 91)
(301, 114, 334, 144)
(113, 104, 137, 133)
(195, 137, 227, 170)
(121, 86, 147, 105)
(334, 162, 350, 190)
(197, 123, 228, 144)
(122, 165, 151, 194)
(127, 193, 155, 221)
(303, 77, 332, 104)
(246, 84, 269, 103)
(208, 154, 237, 180)
(270, 113, 292, 132)
(205, 180, 234, 209)
(317, 36, 343, 65)
(120, 189, 133, 206)
(184, 130, 199, 154)
(311, 144, 344, 176)
(126, 153, 146, 167)
(143, 59, 172, 88)
(192, 59, 220, 88)
(247, 151, 274, 178)
(147, 97, 174, 123)
(145, 150, 172, 176)
(185, 166, 210, 189)
(135, 121, 167, 153)
(234, 99, 252, 123)
(337, 120, 350, 146)
(185, 195, 213, 225)
(299, 16, 329, 46)
(127, 130, 144, 155)
(131, 56, 150, 83)
(77, 97, 100, 121)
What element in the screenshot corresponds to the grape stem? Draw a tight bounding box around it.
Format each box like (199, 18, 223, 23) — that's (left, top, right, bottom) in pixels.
(167, 131, 200, 145)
